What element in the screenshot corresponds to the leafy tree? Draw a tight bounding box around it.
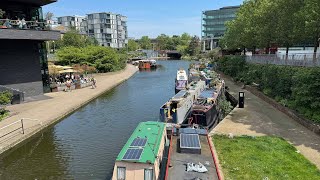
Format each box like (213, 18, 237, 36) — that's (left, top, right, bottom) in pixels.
(128, 39, 139, 51)
(275, 0, 304, 57)
(139, 36, 152, 49)
(303, 0, 320, 61)
(56, 30, 97, 48)
(180, 33, 192, 46)
(56, 46, 127, 73)
(187, 36, 201, 56)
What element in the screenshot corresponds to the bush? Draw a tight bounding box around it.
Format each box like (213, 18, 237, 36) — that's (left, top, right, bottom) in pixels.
(56, 46, 127, 73)
(0, 91, 12, 120)
(0, 91, 12, 105)
(217, 56, 320, 123)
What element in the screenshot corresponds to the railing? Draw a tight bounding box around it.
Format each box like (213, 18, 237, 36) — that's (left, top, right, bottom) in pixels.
(245, 54, 320, 67)
(0, 118, 42, 140)
(0, 19, 50, 31)
(0, 119, 25, 139)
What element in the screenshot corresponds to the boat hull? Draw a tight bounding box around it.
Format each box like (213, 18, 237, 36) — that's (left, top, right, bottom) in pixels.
(190, 105, 219, 128)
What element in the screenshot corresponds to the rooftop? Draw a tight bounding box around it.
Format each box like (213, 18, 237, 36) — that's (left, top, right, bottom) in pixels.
(167, 130, 219, 180)
(116, 121, 165, 164)
(1, 0, 57, 6)
(203, 5, 241, 13)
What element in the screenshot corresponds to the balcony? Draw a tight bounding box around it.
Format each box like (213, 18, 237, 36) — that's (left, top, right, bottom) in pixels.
(0, 19, 60, 40)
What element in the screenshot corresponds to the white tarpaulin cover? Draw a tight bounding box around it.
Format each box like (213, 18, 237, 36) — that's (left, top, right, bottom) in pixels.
(186, 162, 208, 173)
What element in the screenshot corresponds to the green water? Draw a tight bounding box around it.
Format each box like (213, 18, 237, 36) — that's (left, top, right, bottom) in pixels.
(0, 60, 191, 180)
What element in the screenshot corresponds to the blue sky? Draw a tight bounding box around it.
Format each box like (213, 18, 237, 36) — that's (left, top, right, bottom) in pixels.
(43, 0, 243, 38)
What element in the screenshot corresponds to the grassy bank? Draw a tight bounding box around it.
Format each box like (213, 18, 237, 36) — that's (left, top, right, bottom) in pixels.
(217, 56, 320, 123)
(213, 135, 320, 179)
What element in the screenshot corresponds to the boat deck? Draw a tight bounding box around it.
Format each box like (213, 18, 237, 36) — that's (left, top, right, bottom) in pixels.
(167, 135, 219, 180)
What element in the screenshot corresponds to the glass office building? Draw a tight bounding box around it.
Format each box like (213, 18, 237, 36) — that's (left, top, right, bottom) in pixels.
(202, 6, 240, 50)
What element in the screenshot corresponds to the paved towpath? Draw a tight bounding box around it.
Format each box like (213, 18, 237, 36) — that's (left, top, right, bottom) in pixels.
(211, 74, 320, 169)
(0, 64, 138, 155)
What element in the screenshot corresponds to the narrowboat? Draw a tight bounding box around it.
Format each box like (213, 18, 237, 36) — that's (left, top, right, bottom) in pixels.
(160, 81, 206, 124)
(112, 121, 167, 180)
(190, 79, 225, 128)
(165, 126, 220, 180)
(175, 69, 188, 94)
(138, 60, 157, 69)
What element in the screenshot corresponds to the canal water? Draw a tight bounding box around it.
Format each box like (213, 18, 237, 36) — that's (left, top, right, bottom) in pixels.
(0, 61, 191, 180)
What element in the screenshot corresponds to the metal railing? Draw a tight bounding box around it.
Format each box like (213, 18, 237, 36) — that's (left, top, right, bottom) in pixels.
(0, 118, 42, 139)
(0, 19, 49, 31)
(0, 119, 24, 139)
(245, 54, 320, 67)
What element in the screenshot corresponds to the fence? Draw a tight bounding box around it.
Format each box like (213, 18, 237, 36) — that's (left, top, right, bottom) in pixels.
(0, 119, 24, 139)
(0, 85, 25, 104)
(245, 54, 320, 67)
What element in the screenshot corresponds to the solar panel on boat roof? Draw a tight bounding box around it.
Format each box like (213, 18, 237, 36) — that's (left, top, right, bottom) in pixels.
(199, 90, 214, 99)
(122, 148, 143, 160)
(180, 134, 201, 149)
(173, 90, 187, 99)
(130, 138, 147, 147)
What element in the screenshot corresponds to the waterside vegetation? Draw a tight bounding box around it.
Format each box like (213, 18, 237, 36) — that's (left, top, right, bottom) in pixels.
(0, 91, 12, 121)
(217, 56, 320, 123)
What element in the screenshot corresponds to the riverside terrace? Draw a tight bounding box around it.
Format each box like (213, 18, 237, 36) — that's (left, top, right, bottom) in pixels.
(0, 0, 60, 98)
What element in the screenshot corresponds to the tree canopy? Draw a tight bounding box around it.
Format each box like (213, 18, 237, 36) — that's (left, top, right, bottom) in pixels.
(221, 0, 320, 57)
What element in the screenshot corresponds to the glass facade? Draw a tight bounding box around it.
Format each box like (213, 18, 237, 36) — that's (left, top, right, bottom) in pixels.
(39, 42, 50, 93)
(202, 6, 240, 38)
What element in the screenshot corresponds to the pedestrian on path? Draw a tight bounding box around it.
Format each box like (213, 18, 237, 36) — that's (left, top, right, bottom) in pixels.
(91, 77, 97, 89)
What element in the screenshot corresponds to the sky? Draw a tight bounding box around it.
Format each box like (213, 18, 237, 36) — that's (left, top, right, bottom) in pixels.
(43, 0, 243, 39)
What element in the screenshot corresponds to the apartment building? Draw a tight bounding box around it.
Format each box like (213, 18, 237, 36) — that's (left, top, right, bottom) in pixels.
(57, 15, 85, 31)
(81, 12, 128, 49)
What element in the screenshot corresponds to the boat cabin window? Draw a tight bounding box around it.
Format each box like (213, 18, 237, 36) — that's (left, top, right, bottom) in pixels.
(117, 167, 126, 180)
(144, 169, 154, 180)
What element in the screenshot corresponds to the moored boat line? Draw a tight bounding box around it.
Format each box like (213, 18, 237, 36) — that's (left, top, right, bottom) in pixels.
(112, 62, 225, 179)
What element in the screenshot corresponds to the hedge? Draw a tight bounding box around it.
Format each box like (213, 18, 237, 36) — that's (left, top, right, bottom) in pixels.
(217, 56, 320, 123)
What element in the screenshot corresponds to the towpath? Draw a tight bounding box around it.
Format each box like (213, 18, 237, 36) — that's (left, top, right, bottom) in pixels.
(211, 74, 320, 169)
(0, 64, 138, 155)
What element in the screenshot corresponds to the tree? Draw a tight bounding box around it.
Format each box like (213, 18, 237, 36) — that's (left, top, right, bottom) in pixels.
(303, 0, 320, 61)
(139, 36, 152, 49)
(56, 30, 97, 48)
(275, 0, 305, 57)
(45, 12, 54, 20)
(128, 39, 139, 51)
(187, 36, 201, 56)
(180, 33, 192, 46)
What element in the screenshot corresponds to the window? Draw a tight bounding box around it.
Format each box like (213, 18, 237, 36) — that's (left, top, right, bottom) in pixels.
(117, 167, 126, 180)
(144, 169, 153, 180)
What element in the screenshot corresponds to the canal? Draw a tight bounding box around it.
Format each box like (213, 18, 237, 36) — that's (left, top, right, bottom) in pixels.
(0, 61, 191, 180)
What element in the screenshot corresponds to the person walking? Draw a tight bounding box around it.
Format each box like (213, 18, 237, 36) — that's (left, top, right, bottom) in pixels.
(91, 77, 97, 89)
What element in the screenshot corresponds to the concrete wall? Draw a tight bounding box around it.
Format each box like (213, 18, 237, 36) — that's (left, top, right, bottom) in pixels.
(0, 40, 44, 97)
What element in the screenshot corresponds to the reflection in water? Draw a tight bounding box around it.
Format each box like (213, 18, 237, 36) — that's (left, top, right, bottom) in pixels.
(0, 61, 191, 179)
